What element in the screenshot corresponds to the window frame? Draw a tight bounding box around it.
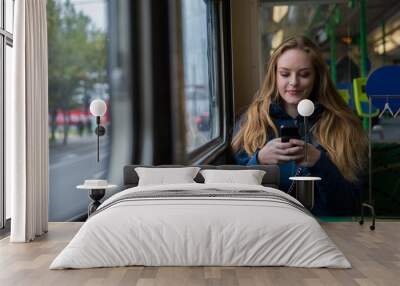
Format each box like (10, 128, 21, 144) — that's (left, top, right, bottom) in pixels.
(1, 0, 14, 230)
(184, 0, 234, 164)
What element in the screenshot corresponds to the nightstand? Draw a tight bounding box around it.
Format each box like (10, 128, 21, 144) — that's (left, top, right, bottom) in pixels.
(77, 184, 117, 216)
(289, 176, 321, 210)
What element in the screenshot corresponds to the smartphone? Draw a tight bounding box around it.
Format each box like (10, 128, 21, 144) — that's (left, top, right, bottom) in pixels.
(280, 125, 300, 143)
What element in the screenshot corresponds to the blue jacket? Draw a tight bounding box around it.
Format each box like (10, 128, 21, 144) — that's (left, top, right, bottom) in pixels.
(234, 102, 363, 216)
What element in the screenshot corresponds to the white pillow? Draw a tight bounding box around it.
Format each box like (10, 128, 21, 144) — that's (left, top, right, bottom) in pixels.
(135, 167, 201, 186)
(200, 169, 266, 185)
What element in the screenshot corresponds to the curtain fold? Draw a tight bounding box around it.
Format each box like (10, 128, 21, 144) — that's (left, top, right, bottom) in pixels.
(8, 0, 49, 242)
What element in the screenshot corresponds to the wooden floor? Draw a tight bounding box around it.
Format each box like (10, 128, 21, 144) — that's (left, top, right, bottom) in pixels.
(0, 221, 399, 286)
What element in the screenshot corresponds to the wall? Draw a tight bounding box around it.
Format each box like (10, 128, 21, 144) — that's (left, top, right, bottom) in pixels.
(231, 0, 262, 119)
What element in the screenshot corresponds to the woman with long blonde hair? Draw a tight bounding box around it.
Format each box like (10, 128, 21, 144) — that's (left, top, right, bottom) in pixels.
(232, 36, 368, 215)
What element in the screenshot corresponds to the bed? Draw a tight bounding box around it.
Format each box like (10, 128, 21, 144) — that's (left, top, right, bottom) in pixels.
(50, 165, 350, 269)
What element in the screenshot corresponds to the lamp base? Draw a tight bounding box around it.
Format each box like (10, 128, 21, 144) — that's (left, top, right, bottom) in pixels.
(295, 180, 315, 210)
(88, 189, 106, 216)
(289, 176, 321, 210)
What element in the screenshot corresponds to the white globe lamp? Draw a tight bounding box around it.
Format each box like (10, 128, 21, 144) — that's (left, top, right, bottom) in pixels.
(290, 99, 320, 212)
(90, 99, 107, 116)
(89, 99, 107, 162)
(297, 99, 315, 165)
(297, 99, 314, 117)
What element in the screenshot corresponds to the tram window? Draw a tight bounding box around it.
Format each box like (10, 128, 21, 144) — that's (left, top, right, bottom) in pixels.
(181, 0, 221, 153)
(47, 0, 110, 221)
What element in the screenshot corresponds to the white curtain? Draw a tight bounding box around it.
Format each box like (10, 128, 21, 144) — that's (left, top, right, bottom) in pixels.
(7, 0, 49, 242)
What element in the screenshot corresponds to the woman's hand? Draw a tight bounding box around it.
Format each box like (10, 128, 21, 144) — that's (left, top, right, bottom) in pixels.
(289, 139, 321, 167)
(257, 138, 304, 165)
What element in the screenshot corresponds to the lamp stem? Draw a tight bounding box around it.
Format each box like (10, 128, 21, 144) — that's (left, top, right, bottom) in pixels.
(304, 116, 308, 165)
(96, 116, 100, 162)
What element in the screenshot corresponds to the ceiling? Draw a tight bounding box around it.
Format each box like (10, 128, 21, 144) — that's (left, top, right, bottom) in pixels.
(260, 0, 400, 52)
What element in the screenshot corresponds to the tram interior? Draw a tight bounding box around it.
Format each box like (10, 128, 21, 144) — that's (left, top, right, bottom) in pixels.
(2, 0, 400, 284)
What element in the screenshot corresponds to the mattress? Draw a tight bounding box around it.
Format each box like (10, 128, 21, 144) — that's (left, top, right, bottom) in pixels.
(50, 183, 351, 269)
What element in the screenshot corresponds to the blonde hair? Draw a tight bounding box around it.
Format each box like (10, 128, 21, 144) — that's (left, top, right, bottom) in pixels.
(232, 36, 367, 182)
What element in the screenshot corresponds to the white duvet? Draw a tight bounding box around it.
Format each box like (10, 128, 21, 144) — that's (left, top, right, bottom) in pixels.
(50, 183, 351, 269)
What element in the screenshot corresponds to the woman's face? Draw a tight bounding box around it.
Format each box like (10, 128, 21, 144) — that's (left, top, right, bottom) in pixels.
(276, 48, 315, 106)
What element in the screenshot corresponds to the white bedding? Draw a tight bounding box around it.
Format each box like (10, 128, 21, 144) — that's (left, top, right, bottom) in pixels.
(50, 183, 351, 269)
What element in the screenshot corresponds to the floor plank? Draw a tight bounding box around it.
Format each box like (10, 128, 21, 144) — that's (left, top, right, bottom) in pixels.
(0, 221, 399, 286)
